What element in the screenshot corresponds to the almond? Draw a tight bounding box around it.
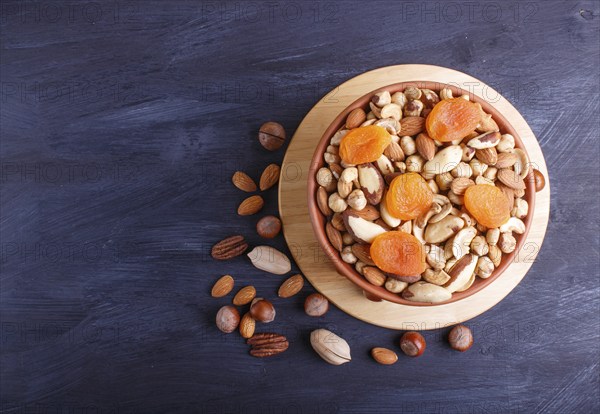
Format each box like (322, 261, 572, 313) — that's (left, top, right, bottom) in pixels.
(415, 133, 436, 160)
(238, 195, 264, 215)
(211, 235, 248, 260)
(233, 285, 256, 306)
(325, 221, 343, 251)
(350, 205, 380, 221)
(495, 152, 518, 169)
(363, 266, 386, 286)
(497, 183, 515, 210)
(346, 108, 366, 129)
(450, 177, 475, 196)
(371, 347, 398, 365)
(259, 163, 280, 191)
(317, 186, 332, 216)
(211, 275, 235, 297)
(475, 147, 498, 166)
(351, 244, 375, 265)
(232, 171, 257, 192)
(497, 169, 526, 191)
(400, 116, 425, 136)
(383, 141, 404, 162)
(331, 213, 346, 231)
(278, 274, 304, 298)
(239, 312, 256, 339)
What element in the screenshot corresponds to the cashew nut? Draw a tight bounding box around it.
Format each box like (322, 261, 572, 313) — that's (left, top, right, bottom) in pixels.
(372, 90, 391, 107)
(499, 217, 526, 234)
(330, 129, 348, 146)
(452, 227, 477, 259)
(384, 277, 408, 293)
(426, 244, 446, 270)
(380, 103, 402, 121)
(339, 167, 358, 183)
(423, 268, 451, 285)
(375, 117, 401, 136)
(496, 134, 515, 153)
(391, 91, 407, 107)
(451, 162, 473, 178)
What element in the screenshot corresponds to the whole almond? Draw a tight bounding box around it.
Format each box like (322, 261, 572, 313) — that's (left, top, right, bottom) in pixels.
(238, 195, 264, 216)
(400, 116, 425, 136)
(239, 312, 256, 339)
(317, 186, 332, 216)
(415, 133, 436, 160)
(363, 266, 386, 286)
(497, 169, 526, 190)
(495, 152, 517, 169)
(211, 275, 234, 297)
(259, 163, 280, 191)
(325, 221, 343, 251)
(233, 285, 256, 306)
(384, 141, 405, 162)
(475, 147, 498, 165)
(450, 177, 475, 195)
(331, 213, 346, 231)
(497, 184, 515, 210)
(371, 347, 398, 365)
(211, 235, 248, 260)
(278, 274, 305, 298)
(232, 171, 257, 192)
(346, 108, 366, 129)
(350, 205, 380, 221)
(351, 244, 375, 266)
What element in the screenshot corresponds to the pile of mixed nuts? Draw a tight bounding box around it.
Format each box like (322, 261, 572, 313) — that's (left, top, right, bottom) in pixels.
(316, 86, 546, 304)
(209, 119, 496, 365)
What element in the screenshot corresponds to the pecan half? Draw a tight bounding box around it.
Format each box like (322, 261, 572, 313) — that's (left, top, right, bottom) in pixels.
(247, 333, 289, 357)
(211, 235, 248, 260)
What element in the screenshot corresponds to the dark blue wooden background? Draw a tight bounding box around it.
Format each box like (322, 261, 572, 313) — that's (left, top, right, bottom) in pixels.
(1, 1, 599, 413)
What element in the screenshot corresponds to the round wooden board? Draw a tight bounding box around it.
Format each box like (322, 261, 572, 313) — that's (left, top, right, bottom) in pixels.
(278, 65, 550, 330)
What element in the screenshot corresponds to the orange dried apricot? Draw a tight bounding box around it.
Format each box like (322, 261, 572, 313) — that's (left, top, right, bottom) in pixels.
(425, 98, 480, 142)
(370, 231, 426, 276)
(339, 125, 391, 164)
(464, 184, 511, 228)
(385, 172, 433, 220)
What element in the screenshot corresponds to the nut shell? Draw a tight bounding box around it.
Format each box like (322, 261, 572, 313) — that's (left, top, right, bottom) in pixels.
(304, 293, 329, 317)
(256, 215, 281, 238)
(215, 306, 240, 333)
(400, 331, 426, 357)
(258, 122, 286, 151)
(448, 324, 473, 352)
(250, 299, 276, 323)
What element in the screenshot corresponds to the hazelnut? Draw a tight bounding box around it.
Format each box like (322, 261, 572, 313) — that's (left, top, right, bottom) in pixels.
(256, 215, 281, 239)
(532, 169, 545, 192)
(215, 305, 240, 333)
(399, 331, 426, 357)
(250, 298, 276, 323)
(258, 121, 286, 151)
(448, 324, 473, 352)
(304, 293, 329, 317)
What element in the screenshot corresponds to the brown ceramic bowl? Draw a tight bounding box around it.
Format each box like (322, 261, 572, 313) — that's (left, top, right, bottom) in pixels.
(308, 82, 536, 306)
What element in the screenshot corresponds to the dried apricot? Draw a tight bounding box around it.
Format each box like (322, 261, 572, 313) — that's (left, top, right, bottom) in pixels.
(425, 98, 480, 142)
(339, 125, 391, 164)
(464, 185, 511, 228)
(385, 173, 433, 220)
(370, 231, 426, 276)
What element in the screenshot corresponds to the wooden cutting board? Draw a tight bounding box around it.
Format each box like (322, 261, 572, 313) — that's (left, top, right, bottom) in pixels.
(278, 65, 550, 330)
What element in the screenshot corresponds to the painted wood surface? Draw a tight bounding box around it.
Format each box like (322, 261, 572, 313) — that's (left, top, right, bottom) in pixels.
(1, 1, 598, 413)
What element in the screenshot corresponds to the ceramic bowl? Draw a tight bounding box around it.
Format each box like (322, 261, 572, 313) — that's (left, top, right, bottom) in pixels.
(307, 82, 536, 306)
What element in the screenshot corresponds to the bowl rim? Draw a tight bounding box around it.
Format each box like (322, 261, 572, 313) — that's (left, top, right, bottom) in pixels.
(307, 81, 536, 306)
